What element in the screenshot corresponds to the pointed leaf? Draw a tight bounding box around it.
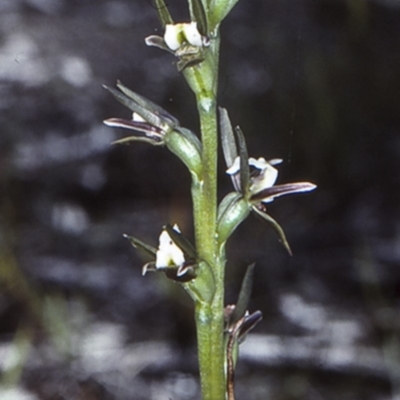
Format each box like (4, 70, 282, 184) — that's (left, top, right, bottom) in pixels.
(164, 224, 197, 259)
(188, 0, 208, 37)
(154, 0, 174, 27)
(234, 126, 250, 197)
(252, 206, 293, 255)
(123, 234, 157, 258)
(231, 263, 255, 324)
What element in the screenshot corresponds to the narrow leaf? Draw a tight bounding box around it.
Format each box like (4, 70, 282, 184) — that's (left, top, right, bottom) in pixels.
(164, 224, 197, 259)
(154, 0, 174, 28)
(231, 263, 255, 324)
(123, 234, 157, 258)
(252, 206, 293, 255)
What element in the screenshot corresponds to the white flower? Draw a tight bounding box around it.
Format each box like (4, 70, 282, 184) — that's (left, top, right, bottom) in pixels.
(226, 155, 316, 204)
(227, 157, 284, 199)
(248, 157, 282, 195)
(164, 22, 203, 51)
(155, 224, 185, 268)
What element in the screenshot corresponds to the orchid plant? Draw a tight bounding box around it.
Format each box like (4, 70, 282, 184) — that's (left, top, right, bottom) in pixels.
(103, 1, 316, 399)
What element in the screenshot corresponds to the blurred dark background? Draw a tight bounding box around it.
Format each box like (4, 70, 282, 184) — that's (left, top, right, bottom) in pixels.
(0, 0, 400, 399)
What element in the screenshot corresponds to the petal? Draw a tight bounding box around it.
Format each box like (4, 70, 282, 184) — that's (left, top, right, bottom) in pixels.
(155, 228, 185, 268)
(248, 157, 268, 169)
(164, 24, 183, 51)
(250, 162, 279, 193)
(103, 118, 164, 143)
(132, 112, 146, 122)
(164, 224, 197, 259)
(142, 262, 157, 276)
(144, 35, 172, 52)
(183, 22, 203, 47)
(226, 156, 241, 175)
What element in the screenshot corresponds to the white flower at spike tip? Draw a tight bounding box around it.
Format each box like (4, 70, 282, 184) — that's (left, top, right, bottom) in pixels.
(164, 22, 204, 51)
(155, 224, 185, 268)
(145, 21, 210, 72)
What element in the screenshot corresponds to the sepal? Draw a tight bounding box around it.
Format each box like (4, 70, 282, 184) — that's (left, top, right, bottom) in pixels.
(123, 234, 157, 258)
(188, 0, 208, 37)
(164, 224, 197, 259)
(251, 182, 317, 204)
(154, 0, 174, 27)
(235, 126, 250, 197)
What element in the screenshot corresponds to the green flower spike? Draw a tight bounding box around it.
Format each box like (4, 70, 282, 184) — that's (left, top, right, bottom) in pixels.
(145, 0, 210, 71)
(218, 108, 317, 254)
(103, 81, 203, 178)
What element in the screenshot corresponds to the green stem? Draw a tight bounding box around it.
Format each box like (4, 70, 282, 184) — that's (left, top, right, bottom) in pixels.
(186, 33, 226, 400)
(194, 98, 226, 400)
